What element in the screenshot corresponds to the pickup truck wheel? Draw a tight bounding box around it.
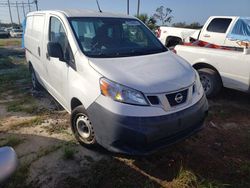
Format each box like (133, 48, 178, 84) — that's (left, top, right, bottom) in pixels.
(30, 66, 41, 91)
(71, 106, 97, 148)
(198, 68, 222, 98)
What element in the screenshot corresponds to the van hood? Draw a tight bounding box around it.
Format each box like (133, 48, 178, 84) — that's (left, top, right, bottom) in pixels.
(88, 51, 195, 94)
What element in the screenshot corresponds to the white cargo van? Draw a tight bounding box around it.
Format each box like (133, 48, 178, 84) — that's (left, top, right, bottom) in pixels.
(25, 9, 208, 155)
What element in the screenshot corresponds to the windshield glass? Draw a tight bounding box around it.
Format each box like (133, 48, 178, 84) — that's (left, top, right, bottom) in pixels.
(69, 17, 167, 58)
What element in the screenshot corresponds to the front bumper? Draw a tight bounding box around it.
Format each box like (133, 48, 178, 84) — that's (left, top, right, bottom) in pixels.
(87, 94, 208, 155)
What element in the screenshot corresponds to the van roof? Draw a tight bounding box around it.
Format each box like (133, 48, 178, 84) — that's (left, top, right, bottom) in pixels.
(27, 9, 135, 19)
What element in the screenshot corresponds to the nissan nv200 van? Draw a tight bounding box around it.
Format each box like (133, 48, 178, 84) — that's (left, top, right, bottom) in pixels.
(25, 9, 208, 155)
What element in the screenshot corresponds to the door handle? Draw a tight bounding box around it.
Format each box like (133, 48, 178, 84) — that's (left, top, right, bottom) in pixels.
(38, 47, 41, 56)
(203, 34, 210, 38)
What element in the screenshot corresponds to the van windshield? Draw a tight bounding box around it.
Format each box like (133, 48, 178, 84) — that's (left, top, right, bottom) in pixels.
(69, 17, 167, 58)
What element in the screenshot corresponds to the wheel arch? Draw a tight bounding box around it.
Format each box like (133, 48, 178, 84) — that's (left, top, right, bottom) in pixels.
(71, 97, 83, 111)
(165, 36, 183, 47)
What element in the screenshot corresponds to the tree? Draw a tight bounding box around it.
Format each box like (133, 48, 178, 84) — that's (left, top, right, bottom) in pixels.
(136, 14, 157, 30)
(172, 22, 202, 29)
(153, 6, 173, 26)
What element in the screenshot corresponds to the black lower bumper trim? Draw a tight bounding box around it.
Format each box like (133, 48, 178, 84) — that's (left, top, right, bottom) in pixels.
(87, 94, 208, 155)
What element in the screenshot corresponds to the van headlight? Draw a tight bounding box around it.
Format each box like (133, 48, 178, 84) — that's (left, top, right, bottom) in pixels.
(100, 78, 149, 106)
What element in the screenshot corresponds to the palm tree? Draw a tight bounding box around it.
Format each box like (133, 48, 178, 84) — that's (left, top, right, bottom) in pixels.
(136, 14, 157, 30)
(137, 0, 140, 17)
(127, 0, 129, 15)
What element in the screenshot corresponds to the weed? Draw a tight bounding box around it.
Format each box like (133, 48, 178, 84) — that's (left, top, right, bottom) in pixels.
(171, 167, 198, 188)
(62, 145, 76, 160)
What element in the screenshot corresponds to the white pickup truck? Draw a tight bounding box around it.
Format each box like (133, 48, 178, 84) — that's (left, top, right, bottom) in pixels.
(158, 16, 244, 48)
(175, 41, 250, 97)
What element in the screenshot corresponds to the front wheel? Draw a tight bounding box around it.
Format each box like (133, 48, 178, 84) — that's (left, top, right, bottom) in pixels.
(71, 106, 97, 148)
(198, 68, 222, 98)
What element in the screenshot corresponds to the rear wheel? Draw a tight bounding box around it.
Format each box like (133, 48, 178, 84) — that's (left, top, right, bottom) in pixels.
(71, 106, 97, 148)
(198, 68, 222, 98)
(30, 65, 41, 91)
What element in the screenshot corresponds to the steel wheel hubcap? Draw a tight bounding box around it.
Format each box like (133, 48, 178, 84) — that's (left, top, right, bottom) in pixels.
(200, 75, 211, 93)
(76, 115, 91, 139)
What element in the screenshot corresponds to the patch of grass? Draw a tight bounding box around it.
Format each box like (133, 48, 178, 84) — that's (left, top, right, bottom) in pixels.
(86, 158, 157, 188)
(0, 56, 14, 69)
(0, 39, 21, 47)
(62, 144, 76, 160)
(240, 162, 250, 176)
(199, 179, 230, 188)
(0, 66, 30, 85)
(7, 96, 37, 114)
(36, 145, 62, 159)
(0, 136, 24, 147)
(45, 121, 69, 135)
(171, 167, 198, 188)
(10, 117, 44, 129)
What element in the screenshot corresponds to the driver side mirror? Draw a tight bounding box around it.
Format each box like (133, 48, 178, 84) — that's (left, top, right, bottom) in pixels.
(47, 42, 64, 61)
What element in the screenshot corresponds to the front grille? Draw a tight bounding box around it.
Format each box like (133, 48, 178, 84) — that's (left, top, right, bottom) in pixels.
(166, 89, 188, 106)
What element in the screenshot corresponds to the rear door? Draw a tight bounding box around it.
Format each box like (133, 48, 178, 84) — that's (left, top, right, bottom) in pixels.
(199, 18, 232, 46)
(25, 14, 46, 81)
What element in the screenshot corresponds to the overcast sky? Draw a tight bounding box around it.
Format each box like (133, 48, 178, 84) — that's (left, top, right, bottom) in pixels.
(0, 0, 249, 25)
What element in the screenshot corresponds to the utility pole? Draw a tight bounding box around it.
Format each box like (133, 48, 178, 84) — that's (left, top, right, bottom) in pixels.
(137, 0, 140, 17)
(16, 1, 21, 25)
(22, 1, 26, 17)
(7, 0, 13, 27)
(127, 0, 129, 15)
(27, 0, 31, 12)
(34, 0, 38, 11)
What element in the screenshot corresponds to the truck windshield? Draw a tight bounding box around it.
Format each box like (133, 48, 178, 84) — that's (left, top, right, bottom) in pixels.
(69, 17, 167, 58)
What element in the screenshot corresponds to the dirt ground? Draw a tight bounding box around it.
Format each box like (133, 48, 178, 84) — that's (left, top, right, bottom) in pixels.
(0, 39, 249, 188)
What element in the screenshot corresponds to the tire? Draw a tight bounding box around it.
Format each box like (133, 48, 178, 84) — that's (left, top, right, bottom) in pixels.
(30, 65, 41, 91)
(198, 68, 222, 98)
(71, 105, 97, 148)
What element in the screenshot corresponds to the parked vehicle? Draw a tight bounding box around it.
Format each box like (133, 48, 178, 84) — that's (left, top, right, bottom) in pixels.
(175, 40, 250, 97)
(25, 9, 208, 155)
(158, 16, 248, 48)
(0, 147, 18, 183)
(10, 29, 23, 38)
(157, 27, 198, 47)
(0, 29, 9, 38)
